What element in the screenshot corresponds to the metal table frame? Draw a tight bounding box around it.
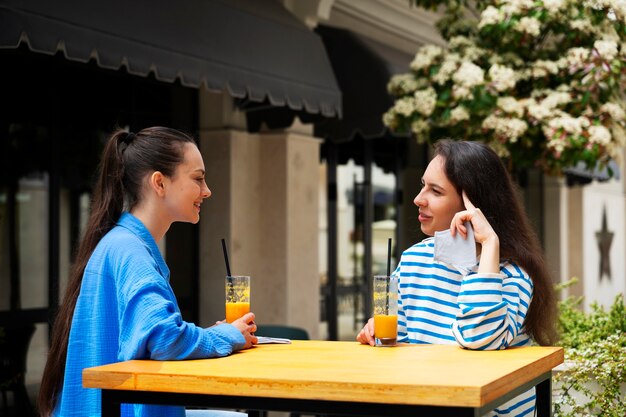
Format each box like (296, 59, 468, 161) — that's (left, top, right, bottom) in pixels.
(100, 371, 552, 417)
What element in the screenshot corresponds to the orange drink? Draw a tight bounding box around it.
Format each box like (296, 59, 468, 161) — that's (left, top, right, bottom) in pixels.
(374, 314, 398, 339)
(373, 275, 398, 347)
(226, 302, 250, 323)
(225, 276, 250, 323)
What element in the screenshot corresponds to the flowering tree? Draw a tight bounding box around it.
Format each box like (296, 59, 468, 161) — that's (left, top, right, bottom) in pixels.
(384, 0, 626, 177)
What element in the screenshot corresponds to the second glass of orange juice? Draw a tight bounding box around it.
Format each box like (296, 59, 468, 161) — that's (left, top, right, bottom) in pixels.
(373, 275, 398, 347)
(225, 276, 250, 323)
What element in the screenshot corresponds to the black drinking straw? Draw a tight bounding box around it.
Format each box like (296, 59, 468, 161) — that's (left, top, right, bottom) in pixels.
(221, 238, 232, 276)
(386, 238, 392, 277)
(386, 238, 392, 314)
(221, 239, 235, 301)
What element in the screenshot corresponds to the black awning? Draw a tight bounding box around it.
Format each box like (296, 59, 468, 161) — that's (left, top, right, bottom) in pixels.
(0, 0, 341, 117)
(314, 25, 413, 142)
(310, 26, 413, 173)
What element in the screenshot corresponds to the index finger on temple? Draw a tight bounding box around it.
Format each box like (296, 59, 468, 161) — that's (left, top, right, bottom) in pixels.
(462, 191, 475, 210)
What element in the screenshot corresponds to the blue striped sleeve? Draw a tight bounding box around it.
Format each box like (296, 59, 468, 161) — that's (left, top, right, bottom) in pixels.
(451, 266, 533, 350)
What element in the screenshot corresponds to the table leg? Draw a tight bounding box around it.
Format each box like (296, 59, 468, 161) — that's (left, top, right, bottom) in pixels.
(535, 377, 552, 417)
(101, 389, 121, 417)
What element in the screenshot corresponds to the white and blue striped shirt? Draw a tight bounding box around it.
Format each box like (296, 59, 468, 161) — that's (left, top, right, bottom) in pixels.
(396, 238, 536, 417)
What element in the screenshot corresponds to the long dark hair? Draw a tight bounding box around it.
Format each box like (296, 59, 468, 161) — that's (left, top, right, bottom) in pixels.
(38, 126, 195, 416)
(434, 139, 558, 346)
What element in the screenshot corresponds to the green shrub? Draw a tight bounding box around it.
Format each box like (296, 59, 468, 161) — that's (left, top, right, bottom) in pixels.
(554, 281, 626, 416)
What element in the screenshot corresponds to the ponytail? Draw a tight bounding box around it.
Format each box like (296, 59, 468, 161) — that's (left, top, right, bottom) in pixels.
(38, 130, 128, 416)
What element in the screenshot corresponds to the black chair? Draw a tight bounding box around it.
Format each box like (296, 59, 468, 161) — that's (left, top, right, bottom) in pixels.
(0, 323, 37, 417)
(255, 325, 309, 341)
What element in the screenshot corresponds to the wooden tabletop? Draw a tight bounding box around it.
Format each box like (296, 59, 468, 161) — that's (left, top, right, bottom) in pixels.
(83, 340, 563, 408)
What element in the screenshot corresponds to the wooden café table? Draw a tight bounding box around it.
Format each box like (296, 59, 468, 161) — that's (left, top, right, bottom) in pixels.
(83, 340, 564, 417)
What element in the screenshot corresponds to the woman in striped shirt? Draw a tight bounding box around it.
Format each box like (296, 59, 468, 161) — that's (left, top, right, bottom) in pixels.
(357, 139, 557, 416)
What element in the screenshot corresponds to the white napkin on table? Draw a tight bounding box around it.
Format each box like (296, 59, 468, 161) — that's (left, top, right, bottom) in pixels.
(256, 336, 292, 344)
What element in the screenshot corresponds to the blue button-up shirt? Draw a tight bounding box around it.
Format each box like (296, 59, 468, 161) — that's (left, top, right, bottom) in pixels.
(54, 212, 245, 417)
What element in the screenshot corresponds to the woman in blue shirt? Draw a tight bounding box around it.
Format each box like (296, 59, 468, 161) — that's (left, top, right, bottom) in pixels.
(38, 127, 257, 417)
(357, 140, 557, 416)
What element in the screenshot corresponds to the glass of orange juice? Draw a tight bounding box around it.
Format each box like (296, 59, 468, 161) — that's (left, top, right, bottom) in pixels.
(225, 276, 250, 323)
(373, 275, 398, 347)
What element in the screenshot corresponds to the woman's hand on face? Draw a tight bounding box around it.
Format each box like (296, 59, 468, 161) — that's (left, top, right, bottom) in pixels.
(356, 317, 375, 346)
(450, 192, 499, 246)
(231, 312, 258, 349)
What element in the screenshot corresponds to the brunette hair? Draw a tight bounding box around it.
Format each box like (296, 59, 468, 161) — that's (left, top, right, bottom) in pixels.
(434, 139, 558, 346)
(38, 126, 195, 416)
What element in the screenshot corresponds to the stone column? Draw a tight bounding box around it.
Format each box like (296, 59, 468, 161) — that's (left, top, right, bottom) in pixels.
(198, 90, 320, 339)
(566, 186, 585, 299)
(543, 175, 564, 287)
(258, 133, 320, 336)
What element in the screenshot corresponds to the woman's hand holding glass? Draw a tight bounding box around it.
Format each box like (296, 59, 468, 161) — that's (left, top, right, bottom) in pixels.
(356, 317, 375, 346)
(230, 312, 258, 348)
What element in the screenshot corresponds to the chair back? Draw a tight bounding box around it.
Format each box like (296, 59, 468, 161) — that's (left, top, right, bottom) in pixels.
(256, 324, 309, 340)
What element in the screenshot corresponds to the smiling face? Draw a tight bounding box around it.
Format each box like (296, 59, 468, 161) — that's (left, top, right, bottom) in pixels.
(162, 142, 211, 224)
(413, 155, 464, 236)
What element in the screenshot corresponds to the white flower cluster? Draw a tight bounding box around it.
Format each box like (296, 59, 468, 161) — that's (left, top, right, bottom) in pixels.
(541, 90, 572, 109)
(565, 47, 590, 70)
(452, 85, 473, 100)
(478, 6, 502, 28)
(393, 97, 416, 117)
(482, 115, 528, 142)
(411, 119, 430, 138)
(450, 106, 471, 123)
(453, 62, 485, 89)
(594, 39, 619, 60)
(500, 0, 535, 15)
(527, 100, 553, 121)
(588, 125, 612, 145)
(601, 102, 626, 121)
(525, 89, 572, 122)
(448, 36, 474, 49)
(382, 109, 397, 130)
(388, 74, 420, 95)
(530, 60, 560, 78)
(543, 0, 567, 14)
(383, 0, 626, 175)
(432, 53, 461, 85)
(488, 64, 517, 92)
(544, 115, 590, 137)
(388, 87, 438, 119)
(515, 17, 542, 36)
(462, 44, 487, 62)
(542, 118, 584, 156)
(583, 0, 626, 22)
(410, 45, 443, 72)
(570, 18, 594, 32)
(414, 87, 438, 116)
(497, 96, 525, 117)
(479, 0, 566, 29)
